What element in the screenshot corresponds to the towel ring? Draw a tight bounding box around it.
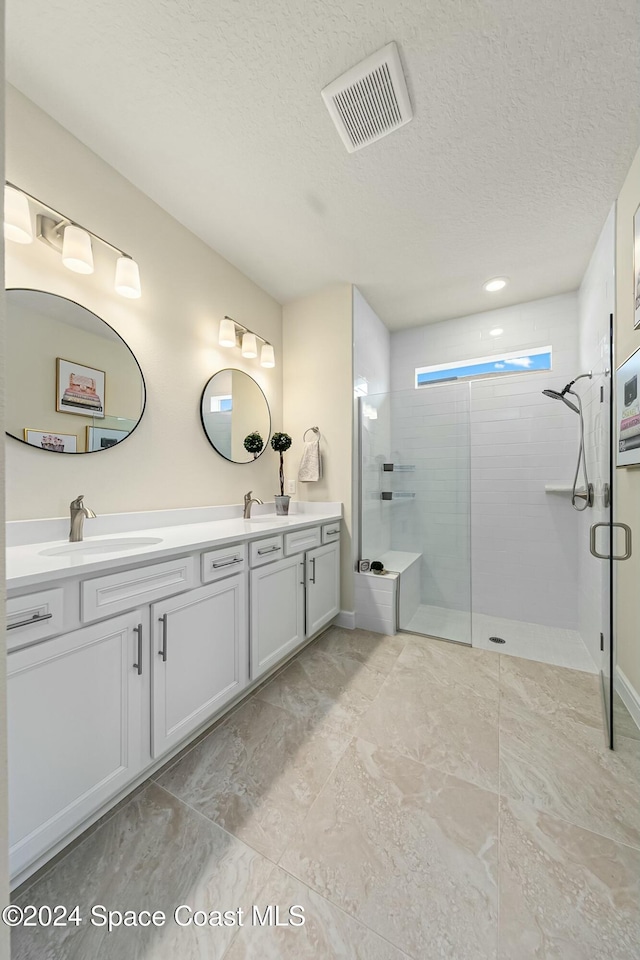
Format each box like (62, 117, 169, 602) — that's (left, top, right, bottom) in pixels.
(303, 426, 320, 441)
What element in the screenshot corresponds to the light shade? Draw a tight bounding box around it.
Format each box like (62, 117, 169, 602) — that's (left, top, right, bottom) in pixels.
(114, 256, 141, 298)
(62, 225, 94, 274)
(219, 317, 236, 347)
(483, 277, 507, 292)
(241, 332, 258, 358)
(4, 186, 33, 244)
(260, 343, 275, 368)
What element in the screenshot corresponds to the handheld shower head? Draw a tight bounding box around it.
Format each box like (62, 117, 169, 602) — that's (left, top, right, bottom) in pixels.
(542, 389, 579, 414)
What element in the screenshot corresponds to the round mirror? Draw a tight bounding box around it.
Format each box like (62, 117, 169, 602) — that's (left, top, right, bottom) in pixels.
(6, 289, 146, 454)
(201, 369, 271, 463)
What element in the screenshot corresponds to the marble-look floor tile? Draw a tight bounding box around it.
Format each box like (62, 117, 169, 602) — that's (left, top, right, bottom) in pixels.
(304, 626, 406, 679)
(280, 738, 499, 960)
(397, 635, 500, 700)
(254, 657, 372, 739)
(499, 656, 601, 730)
(157, 695, 348, 862)
(356, 657, 499, 792)
(499, 796, 640, 959)
(225, 866, 410, 960)
(12, 782, 273, 960)
(500, 704, 640, 849)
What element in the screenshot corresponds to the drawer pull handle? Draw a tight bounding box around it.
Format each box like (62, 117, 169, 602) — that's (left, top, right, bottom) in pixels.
(326, 529, 339, 535)
(133, 624, 143, 675)
(158, 614, 168, 662)
(7, 612, 53, 630)
(257, 545, 281, 555)
(212, 557, 242, 568)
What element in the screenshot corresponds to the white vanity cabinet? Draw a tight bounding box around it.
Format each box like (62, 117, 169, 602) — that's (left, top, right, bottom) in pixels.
(305, 540, 341, 637)
(151, 575, 247, 757)
(250, 553, 306, 680)
(8, 610, 146, 878)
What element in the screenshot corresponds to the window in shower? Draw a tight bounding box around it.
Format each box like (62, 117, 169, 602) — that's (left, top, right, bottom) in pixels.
(415, 346, 552, 387)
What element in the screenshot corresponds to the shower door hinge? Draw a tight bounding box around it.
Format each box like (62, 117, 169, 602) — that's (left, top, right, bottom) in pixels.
(600, 632, 604, 652)
(600, 386, 604, 402)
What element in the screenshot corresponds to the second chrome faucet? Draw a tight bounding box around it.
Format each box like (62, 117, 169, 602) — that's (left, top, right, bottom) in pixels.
(243, 490, 263, 519)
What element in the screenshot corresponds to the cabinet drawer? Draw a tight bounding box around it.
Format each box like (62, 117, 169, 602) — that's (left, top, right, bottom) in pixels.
(202, 543, 247, 583)
(7, 589, 65, 651)
(82, 556, 196, 622)
(284, 525, 321, 556)
(322, 521, 341, 544)
(249, 535, 284, 567)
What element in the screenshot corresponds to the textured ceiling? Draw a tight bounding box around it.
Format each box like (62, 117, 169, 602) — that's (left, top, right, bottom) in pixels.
(6, 0, 640, 329)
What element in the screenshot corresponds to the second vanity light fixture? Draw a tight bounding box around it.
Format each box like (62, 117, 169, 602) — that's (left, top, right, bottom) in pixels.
(4, 182, 142, 299)
(219, 315, 275, 368)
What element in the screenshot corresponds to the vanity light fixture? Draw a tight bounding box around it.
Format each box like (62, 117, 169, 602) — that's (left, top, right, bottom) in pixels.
(4, 185, 33, 244)
(3, 182, 142, 298)
(241, 332, 258, 359)
(218, 315, 276, 368)
(483, 277, 508, 292)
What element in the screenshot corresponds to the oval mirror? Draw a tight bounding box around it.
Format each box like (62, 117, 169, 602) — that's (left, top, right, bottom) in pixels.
(201, 369, 271, 463)
(6, 289, 146, 454)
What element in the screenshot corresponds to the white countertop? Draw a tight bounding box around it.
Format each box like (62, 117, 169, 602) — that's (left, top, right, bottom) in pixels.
(6, 503, 342, 591)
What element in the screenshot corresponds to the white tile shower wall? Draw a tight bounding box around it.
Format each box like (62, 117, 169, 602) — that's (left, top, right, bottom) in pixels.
(353, 287, 391, 569)
(388, 386, 471, 626)
(391, 294, 581, 631)
(577, 205, 615, 668)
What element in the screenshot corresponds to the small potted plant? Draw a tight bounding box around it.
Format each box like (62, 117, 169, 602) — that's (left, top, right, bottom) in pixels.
(271, 431, 292, 515)
(243, 431, 264, 460)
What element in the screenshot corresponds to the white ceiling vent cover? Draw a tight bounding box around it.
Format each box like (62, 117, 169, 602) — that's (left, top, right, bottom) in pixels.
(321, 42, 412, 153)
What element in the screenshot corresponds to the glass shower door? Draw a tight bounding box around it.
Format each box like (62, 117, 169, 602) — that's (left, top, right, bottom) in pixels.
(360, 385, 472, 645)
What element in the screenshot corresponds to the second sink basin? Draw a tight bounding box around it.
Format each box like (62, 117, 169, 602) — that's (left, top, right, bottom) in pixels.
(40, 537, 163, 557)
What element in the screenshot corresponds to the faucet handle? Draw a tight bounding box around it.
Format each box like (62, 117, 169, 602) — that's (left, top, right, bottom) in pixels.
(244, 490, 252, 503)
(70, 494, 85, 509)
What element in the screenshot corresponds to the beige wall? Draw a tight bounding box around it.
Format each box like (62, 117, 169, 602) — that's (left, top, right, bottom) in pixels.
(6, 86, 283, 519)
(283, 284, 354, 613)
(615, 145, 640, 696)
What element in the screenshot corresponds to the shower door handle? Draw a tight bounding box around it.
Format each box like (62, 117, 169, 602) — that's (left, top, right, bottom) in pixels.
(590, 522, 632, 561)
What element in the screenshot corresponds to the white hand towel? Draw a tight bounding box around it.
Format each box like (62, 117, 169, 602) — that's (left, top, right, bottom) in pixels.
(298, 439, 322, 482)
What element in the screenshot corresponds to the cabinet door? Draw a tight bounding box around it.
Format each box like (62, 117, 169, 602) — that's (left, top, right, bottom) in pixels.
(151, 576, 247, 758)
(250, 554, 305, 680)
(306, 542, 340, 638)
(8, 611, 145, 879)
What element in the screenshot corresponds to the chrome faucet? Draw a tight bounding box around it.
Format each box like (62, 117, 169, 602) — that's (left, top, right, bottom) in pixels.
(69, 495, 97, 542)
(243, 490, 263, 519)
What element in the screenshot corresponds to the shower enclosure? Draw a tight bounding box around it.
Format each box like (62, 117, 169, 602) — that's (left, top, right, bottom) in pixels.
(360, 384, 472, 645)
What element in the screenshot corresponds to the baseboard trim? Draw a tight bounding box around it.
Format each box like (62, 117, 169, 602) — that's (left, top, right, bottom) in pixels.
(614, 666, 640, 735)
(336, 610, 355, 629)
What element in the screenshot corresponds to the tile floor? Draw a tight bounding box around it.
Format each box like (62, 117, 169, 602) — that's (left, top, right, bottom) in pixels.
(12, 627, 640, 959)
(403, 603, 597, 672)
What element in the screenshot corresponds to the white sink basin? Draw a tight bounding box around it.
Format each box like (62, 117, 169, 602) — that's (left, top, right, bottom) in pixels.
(40, 537, 163, 557)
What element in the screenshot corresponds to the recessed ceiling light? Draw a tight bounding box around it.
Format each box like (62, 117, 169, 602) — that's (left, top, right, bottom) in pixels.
(489, 327, 504, 337)
(484, 277, 507, 292)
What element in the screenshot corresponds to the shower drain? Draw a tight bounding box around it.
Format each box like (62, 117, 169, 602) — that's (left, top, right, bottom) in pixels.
(489, 636, 506, 644)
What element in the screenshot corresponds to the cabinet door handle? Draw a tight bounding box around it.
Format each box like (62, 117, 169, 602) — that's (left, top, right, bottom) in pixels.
(300, 560, 305, 585)
(7, 612, 53, 630)
(158, 614, 168, 662)
(310, 557, 316, 584)
(212, 557, 242, 568)
(133, 623, 143, 675)
(257, 545, 281, 555)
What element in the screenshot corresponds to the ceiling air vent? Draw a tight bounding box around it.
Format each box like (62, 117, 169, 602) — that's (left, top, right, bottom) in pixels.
(321, 42, 412, 153)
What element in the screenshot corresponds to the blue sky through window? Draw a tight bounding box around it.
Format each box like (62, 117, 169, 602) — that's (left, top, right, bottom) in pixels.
(416, 348, 552, 387)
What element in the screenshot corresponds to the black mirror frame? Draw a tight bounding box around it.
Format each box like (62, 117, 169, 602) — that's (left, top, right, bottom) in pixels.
(5, 288, 147, 455)
(200, 368, 271, 463)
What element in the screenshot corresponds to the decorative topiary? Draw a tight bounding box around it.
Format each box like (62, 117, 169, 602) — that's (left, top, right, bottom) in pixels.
(271, 432, 292, 496)
(243, 431, 264, 459)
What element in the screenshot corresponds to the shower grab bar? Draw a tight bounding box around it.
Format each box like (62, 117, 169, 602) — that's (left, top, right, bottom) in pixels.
(589, 522, 632, 561)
